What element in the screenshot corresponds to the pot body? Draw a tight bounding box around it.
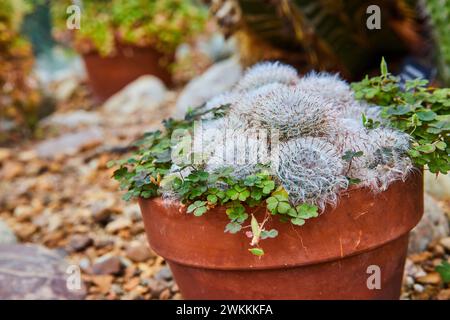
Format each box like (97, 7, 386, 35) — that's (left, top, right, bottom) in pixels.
(139, 172, 423, 300)
(83, 45, 172, 102)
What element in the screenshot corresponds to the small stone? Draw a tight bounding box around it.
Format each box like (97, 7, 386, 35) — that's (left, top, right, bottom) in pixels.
(172, 293, 183, 300)
(91, 206, 113, 224)
(14, 223, 37, 240)
(111, 284, 124, 295)
(405, 276, 414, 287)
(416, 272, 442, 285)
(91, 275, 114, 295)
(144, 278, 167, 298)
(413, 284, 424, 293)
(13, 205, 35, 222)
(17, 150, 37, 162)
(432, 244, 446, 257)
(437, 289, 450, 300)
(123, 277, 140, 291)
(439, 237, 450, 251)
(105, 217, 132, 234)
(125, 241, 153, 262)
(154, 266, 173, 281)
(92, 256, 122, 275)
(79, 258, 90, 271)
(52, 75, 81, 101)
(171, 283, 179, 292)
(409, 251, 433, 263)
(67, 234, 93, 252)
(93, 237, 114, 249)
(159, 288, 171, 300)
(0, 161, 23, 180)
(123, 204, 142, 222)
(0, 220, 17, 244)
(0, 148, 11, 161)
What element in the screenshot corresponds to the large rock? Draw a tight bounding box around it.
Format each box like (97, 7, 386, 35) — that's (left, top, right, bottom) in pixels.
(103, 75, 167, 115)
(174, 57, 242, 119)
(0, 244, 86, 299)
(0, 220, 16, 244)
(42, 110, 101, 129)
(36, 127, 103, 159)
(409, 194, 449, 253)
(425, 171, 450, 201)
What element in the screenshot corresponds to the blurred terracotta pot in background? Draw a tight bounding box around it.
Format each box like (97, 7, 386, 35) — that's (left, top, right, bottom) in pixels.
(139, 172, 423, 300)
(83, 44, 173, 102)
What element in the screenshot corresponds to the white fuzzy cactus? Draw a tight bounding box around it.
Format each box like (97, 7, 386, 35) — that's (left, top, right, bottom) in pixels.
(234, 61, 299, 92)
(345, 127, 413, 192)
(234, 84, 339, 140)
(296, 72, 354, 111)
(273, 137, 349, 210)
(343, 101, 384, 123)
(231, 82, 289, 121)
(368, 128, 413, 189)
(328, 118, 375, 162)
(200, 92, 238, 120)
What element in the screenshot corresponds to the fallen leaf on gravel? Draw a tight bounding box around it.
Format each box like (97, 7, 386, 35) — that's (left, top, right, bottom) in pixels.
(437, 289, 450, 300)
(1, 161, 24, 179)
(123, 277, 140, 291)
(14, 223, 37, 240)
(416, 272, 442, 285)
(91, 275, 114, 295)
(440, 237, 450, 251)
(409, 251, 433, 263)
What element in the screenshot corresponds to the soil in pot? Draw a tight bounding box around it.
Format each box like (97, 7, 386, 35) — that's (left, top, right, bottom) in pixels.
(139, 172, 423, 300)
(83, 44, 173, 102)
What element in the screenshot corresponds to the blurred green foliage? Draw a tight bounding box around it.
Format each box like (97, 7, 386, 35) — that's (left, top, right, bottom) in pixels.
(425, 0, 450, 85)
(0, 0, 41, 142)
(210, 0, 421, 78)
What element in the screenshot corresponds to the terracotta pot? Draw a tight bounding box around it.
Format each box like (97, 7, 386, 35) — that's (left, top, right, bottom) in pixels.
(139, 172, 423, 300)
(82, 45, 172, 102)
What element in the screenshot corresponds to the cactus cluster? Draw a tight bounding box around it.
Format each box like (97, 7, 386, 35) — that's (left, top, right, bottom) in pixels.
(168, 61, 414, 209)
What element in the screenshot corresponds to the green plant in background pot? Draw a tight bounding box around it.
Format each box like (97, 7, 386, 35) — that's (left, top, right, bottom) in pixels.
(52, 0, 207, 57)
(109, 60, 447, 299)
(51, 0, 208, 100)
